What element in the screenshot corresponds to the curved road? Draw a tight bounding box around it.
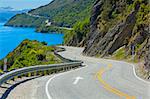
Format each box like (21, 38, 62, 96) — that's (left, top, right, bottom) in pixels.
(7, 46, 150, 99)
(26, 13, 49, 19)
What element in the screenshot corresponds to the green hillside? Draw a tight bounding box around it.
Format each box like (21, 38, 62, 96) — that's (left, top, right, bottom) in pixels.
(5, 13, 47, 27)
(0, 40, 62, 72)
(5, 0, 95, 27)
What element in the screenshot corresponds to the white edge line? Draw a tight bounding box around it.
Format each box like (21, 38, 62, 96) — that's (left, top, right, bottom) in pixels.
(131, 63, 150, 84)
(45, 64, 88, 99)
(45, 75, 55, 99)
(100, 58, 150, 84)
(107, 59, 150, 84)
(60, 46, 149, 84)
(45, 56, 150, 99)
(126, 62, 150, 98)
(120, 61, 150, 84)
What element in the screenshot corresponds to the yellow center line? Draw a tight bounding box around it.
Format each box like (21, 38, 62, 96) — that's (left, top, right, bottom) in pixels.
(96, 64, 136, 99)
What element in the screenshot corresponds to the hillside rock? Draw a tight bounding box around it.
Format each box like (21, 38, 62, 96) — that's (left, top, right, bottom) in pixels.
(67, 35, 80, 46)
(145, 38, 150, 71)
(65, 18, 90, 47)
(84, 10, 138, 56)
(83, 0, 149, 58)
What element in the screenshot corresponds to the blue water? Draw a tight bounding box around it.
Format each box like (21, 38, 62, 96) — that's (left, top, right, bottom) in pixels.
(0, 22, 64, 59)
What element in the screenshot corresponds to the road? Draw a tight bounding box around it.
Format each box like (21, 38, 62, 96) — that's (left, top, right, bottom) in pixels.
(25, 13, 49, 19)
(7, 46, 150, 99)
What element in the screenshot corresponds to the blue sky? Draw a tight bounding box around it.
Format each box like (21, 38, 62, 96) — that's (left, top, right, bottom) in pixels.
(0, 0, 53, 10)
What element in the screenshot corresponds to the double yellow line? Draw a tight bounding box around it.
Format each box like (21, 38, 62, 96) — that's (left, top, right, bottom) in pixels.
(96, 64, 136, 99)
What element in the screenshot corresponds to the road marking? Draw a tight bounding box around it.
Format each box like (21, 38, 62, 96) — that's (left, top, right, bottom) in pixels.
(102, 58, 150, 84)
(46, 75, 55, 99)
(73, 76, 83, 85)
(45, 63, 88, 99)
(96, 64, 136, 99)
(131, 64, 150, 84)
(46, 73, 66, 99)
(46, 73, 67, 99)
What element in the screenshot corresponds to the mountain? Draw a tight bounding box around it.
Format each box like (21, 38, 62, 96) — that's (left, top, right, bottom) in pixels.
(83, 0, 149, 59)
(0, 8, 30, 23)
(5, 0, 95, 27)
(0, 7, 30, 12)
(0, 7, 14, 12)
(0, 12, 18, 22)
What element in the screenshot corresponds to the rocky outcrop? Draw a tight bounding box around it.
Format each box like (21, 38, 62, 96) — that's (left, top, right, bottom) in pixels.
(65, 18, 90, 47)
(145, 38, 150, 71)
(83, 0, 149, 58)
(67, 35, 81, 47)
(84, 10, 138, 56)
(67, 37, 86, 47)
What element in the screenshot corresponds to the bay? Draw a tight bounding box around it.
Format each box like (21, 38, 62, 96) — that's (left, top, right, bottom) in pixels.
(0, 22, 64, 59)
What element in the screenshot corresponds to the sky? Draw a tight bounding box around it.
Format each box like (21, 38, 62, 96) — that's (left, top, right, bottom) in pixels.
(0, 0, 53, 10)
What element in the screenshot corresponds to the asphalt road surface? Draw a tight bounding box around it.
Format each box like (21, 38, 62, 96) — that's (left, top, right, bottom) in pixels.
(7, 46, 150, 99)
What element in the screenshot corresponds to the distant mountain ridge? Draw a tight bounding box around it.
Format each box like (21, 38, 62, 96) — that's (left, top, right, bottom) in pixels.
(5, 0, 95, 27)
(0, 7, 30, 23)
(0, 7, 14, 12)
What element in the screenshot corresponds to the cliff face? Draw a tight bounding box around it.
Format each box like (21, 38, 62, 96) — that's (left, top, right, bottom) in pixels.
(79, 0, 150, 77)
(145, 38, 150, 71)
(83, 0, 149, 58)
(84, 10, 138, 56)
(65, 18, 90, 47)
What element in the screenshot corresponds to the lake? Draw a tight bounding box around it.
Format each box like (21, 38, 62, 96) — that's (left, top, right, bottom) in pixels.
(0, 22, 64, 59)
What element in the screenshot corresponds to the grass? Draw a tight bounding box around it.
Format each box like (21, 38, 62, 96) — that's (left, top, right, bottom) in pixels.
(0, 39, 62, 71)
(112, 46, 143, 63)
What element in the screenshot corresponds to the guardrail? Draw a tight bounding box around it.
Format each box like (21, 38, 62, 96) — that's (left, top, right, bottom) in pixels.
(0, 62, 82, 86)
(0, 47, 83, 86)
(54, 47, 74, 62)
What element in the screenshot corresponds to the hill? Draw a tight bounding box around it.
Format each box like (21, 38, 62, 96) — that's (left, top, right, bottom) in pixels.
(5, 0, 95, 27)
(0, 40, 62, 72)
